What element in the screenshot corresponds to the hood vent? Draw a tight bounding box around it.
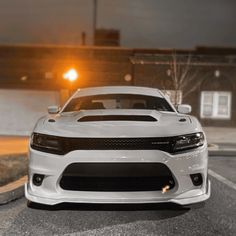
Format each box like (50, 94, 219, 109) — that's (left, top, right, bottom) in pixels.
(179, 118, 187, 122)
(78, 115, 157, 122)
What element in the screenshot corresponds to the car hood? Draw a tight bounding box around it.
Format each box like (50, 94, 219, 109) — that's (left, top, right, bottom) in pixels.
(34, 110, 202, 137)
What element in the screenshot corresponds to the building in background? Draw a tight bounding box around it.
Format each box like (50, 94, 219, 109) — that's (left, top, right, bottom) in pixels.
(0, 45, 235, 135)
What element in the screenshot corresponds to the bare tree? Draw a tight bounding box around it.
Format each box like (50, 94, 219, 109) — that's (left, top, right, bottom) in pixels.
(167, 52, 202, 105)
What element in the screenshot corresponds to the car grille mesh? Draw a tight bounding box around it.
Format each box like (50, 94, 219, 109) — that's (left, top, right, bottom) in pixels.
(63, 137, 174, 152)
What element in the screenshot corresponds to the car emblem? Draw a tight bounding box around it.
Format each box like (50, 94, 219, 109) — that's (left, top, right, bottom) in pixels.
(151, 141, 169, 145)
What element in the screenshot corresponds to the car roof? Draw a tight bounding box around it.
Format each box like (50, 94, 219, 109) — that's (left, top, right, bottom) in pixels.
(72, 86, 164, 98)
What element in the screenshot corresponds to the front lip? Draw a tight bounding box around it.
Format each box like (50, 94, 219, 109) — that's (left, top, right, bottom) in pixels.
(25, 180, 211, 205)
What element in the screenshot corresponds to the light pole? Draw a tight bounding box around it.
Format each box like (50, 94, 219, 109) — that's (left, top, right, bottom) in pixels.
(93, 0, 97, 45)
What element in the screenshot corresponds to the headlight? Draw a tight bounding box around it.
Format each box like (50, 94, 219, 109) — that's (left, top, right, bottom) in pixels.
(173, 132, 205, 153)
(31, 133, 65, 155)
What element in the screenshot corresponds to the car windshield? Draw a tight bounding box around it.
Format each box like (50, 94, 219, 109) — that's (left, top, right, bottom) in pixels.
(62, 94, 174, 112)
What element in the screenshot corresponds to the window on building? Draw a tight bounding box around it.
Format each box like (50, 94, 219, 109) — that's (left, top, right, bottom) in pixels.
(201, 91, 232, 119)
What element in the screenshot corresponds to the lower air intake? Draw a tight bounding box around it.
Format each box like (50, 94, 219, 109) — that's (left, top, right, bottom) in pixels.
(60, 163, 175, 191)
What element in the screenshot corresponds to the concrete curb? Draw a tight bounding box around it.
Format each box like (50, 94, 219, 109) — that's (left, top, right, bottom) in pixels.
(0, 176, 27, 205)
(0, 152, 27, 158)
(208, 143, 236, 156)
(208, 150, 236, 156)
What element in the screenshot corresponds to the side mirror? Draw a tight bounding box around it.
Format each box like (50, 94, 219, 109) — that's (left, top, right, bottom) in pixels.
(177, 104, 192, 114)
(48, 105, 60, 114)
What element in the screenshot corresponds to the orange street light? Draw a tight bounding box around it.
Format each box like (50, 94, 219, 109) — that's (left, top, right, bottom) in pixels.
(63, 68, 79, 82)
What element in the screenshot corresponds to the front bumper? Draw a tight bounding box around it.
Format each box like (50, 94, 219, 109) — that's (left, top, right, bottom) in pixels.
(25, 145, 210, 206)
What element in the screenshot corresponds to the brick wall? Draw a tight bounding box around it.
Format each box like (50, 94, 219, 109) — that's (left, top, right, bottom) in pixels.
(0, 45, 236, 126)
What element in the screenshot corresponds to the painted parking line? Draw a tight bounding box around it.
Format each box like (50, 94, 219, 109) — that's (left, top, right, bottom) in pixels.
(209, 169, 236, 191)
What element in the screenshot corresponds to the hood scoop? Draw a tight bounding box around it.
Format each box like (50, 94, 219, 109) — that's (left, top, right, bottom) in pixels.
(78, 115, 157, 122)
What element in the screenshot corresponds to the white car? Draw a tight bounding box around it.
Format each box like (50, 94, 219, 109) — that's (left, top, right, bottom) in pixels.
(25, 86, 210, 206)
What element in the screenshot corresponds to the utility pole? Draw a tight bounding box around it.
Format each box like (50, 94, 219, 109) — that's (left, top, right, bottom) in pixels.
(93, 0, 97, 45)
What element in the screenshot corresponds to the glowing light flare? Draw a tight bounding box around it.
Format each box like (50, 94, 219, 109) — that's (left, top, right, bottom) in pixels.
(63, 69, 79, 82)
(161, 185, 170, 194)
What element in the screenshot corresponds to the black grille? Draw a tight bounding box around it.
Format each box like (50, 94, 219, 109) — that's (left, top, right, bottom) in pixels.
(37, 137, 175, 155)
(68, 137, 172, 150)
(60, 163, 175, 191)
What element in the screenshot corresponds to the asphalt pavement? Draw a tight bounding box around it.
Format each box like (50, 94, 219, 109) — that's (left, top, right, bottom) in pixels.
(0, 156, 235, 236)
(209, 155, 236, 183)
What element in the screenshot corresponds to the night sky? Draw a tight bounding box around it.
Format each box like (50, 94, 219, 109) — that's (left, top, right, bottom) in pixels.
(0, 0, 236, 48)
